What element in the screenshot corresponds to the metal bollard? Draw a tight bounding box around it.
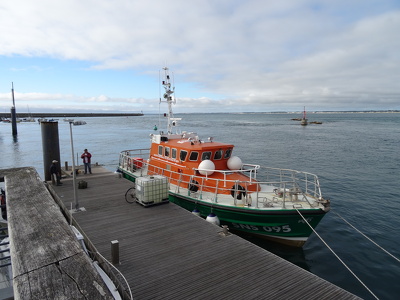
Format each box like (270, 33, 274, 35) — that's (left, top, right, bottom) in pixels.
(111, 240, 119, 265)
(222, 225, 229, 235)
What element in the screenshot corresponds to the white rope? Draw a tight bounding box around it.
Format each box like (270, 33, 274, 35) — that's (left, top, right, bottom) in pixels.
(90, 250, 133, 300)
(332, 211, 400, 263)
(295, 209, 379, 300)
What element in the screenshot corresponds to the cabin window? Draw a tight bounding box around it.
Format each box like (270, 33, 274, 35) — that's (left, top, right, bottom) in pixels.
(158, 145, 163, 155)
(172, 148, 177, 159)
(165, 147, 170, 157)
(189, 151, 199, 161)
(214, 150, 223, 160)
(201, 151, 212, 161)
(180, 150, 188, 161)
(224, 148, 232, 159)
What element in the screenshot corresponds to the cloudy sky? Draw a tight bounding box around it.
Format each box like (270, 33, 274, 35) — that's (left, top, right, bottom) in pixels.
(1, 0, 399, 113)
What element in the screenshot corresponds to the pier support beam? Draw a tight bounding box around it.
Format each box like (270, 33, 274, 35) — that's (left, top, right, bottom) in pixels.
(41, 122, 61, 181)
(11, 107, 17, 136)
(11, 83, 17, 136)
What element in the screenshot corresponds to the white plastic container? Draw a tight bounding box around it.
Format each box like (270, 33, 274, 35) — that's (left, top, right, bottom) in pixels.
(136, 175, 169, 206)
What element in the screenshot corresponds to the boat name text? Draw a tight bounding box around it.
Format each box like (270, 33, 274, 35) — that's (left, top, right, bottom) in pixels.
(231, 223, 291, 233)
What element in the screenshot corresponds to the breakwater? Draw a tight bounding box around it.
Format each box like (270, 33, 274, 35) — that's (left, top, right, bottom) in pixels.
(0, 112, 143, 118)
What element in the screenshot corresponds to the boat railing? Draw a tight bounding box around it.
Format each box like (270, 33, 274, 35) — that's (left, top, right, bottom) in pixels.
(260, 167, 323, 201)
(193, 164, 260, 184)
(150, 164, 312, 208)
(119, 149, 150, 174)
(119, 150, 323, 208)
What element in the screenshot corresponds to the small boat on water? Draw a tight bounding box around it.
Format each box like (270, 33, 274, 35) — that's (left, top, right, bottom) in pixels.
(118, 67, 330, 247)
(300, 106, 308, 126)
(21, 117, 35, 122)
(37, 118, 47, 123)
(38, 118, 58, 124)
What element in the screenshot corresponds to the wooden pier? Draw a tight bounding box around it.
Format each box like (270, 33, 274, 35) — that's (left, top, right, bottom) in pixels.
(1, 166, 361, 299)
(1, 167, 116, 299)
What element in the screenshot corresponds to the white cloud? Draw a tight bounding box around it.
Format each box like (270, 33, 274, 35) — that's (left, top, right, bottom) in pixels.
(1, 1, 399, 112)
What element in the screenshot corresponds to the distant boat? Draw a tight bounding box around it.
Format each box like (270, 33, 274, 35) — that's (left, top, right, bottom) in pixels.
(37, 118, 47, 123)
(22, 106, 36, 122)
(21, 117, 35, 122)
(310, 121, 323, 124)
(301, 107, 308, 126)
(38, 118, 58, 123)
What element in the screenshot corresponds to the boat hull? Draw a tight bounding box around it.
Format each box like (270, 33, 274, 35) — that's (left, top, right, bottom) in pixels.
(170, 192, 325, 247)
(119, 169, 326, 247)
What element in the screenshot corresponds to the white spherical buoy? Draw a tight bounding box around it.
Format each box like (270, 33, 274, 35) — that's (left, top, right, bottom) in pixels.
(192, 208, 201, 216)
(198, 159, 215, 175)
(206, 213, 220, 226)
(227, 156, 242, 170)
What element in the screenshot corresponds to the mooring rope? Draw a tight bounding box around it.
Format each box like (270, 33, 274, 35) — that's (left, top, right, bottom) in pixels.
(332, 211, 400, 263)
(295, 209, 379, 300)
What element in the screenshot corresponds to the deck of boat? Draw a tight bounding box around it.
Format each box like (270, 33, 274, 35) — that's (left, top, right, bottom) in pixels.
(1, 166, 360, 299)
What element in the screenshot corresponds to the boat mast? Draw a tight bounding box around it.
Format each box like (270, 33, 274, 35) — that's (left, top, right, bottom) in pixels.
(301, 106, 308, 126)
(161, 66, 176, 134)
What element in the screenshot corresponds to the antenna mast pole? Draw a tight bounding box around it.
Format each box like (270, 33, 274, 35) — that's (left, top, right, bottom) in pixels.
(161, 67, 175, 134)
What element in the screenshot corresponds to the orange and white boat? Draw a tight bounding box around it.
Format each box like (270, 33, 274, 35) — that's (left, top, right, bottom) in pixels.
(118, 67, 330, 247)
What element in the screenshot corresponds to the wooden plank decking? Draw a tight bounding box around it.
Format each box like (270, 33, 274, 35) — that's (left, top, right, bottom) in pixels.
(0, 167, 116, 300)
(1, 166, 361, 299)
(48, 166, 360, 300)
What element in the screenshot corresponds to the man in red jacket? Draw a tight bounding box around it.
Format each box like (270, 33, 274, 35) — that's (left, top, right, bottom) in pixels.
(81, 149, 92, 174)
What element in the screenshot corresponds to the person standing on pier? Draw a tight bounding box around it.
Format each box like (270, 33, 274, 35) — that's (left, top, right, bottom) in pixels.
(50, 160, 63, 185)
(81, 149, 92, 174)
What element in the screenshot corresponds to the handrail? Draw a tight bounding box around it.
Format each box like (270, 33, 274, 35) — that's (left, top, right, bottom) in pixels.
(119, 150, 323, 205)
(194, 166, 258, 182)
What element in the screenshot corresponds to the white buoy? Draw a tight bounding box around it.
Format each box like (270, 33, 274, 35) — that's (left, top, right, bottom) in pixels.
(192, 208, 201, 216)
(206, 213, 220, 226)
(227, 156, 242, 170)
(198, 159, 215, 175)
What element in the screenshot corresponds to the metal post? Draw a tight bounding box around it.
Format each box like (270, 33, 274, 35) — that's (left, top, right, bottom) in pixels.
(41, 122, 61, 181)
(111, 240, 120, 265)
(11, 107, 17, 136)
(69, 120, 86, 212)
(11, 83, 17, 136)
(69, 122, 79, 211)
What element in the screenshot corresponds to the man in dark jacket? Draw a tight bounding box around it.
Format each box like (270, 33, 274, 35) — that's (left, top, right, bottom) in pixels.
(81, 149, 92, 174)
(50, 160, 63, 186)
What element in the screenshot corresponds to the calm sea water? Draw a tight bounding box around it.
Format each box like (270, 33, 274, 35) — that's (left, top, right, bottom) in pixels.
(1, 112, 399, 299)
